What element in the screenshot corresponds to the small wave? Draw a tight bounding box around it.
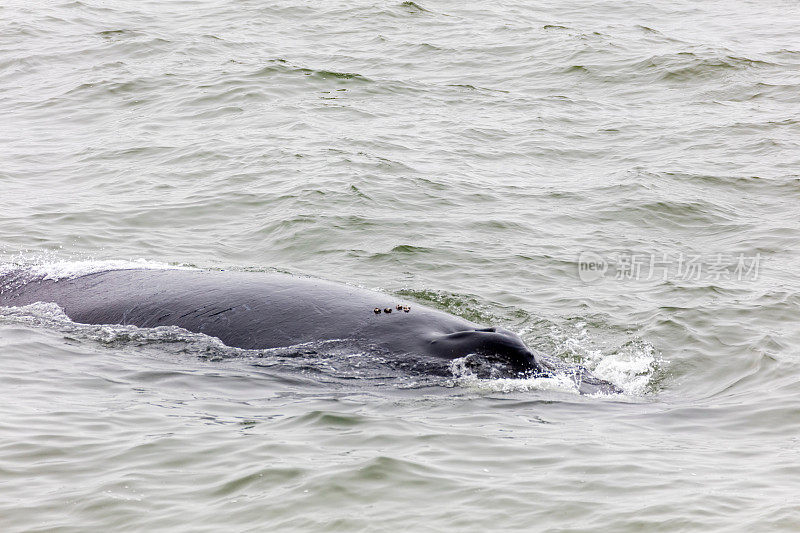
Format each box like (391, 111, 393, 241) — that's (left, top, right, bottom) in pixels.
(96, 29, 142, 40)
(636, 51, 775, 82)
(563, 65, 590, 75)
(590, 195, 739, 231)
(388, 244, 434, 254)
(249, 60, 372, 84)
(309, 70, 368, 81)
(400, 1, 429, 14)
(63, 67, 173, 100)
(634, 25, 661, 34)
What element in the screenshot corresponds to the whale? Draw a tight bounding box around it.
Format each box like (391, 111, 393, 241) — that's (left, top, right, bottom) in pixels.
(0, 268, 620, 394)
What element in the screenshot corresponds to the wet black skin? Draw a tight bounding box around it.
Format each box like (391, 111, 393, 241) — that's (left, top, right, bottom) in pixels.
(0, 269, 620, 394)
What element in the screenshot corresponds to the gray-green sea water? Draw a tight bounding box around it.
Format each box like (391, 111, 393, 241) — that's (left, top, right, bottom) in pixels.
(1, 0, 799, 530)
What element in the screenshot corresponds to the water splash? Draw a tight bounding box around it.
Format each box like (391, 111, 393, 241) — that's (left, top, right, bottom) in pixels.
(449, 357, 580, 394)
(0, 258, 196, 282)
(542, 321, 662, 396)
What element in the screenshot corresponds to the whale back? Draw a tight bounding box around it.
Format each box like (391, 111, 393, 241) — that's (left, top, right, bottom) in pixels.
(0, 269, 475, 350)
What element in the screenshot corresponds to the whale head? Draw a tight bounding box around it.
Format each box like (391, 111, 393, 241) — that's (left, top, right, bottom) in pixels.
(427, 326, 622, 393)
(428, 326, 545, 377)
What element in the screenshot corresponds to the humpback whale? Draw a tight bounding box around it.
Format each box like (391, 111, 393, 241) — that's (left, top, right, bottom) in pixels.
(0, 268, 620, 394)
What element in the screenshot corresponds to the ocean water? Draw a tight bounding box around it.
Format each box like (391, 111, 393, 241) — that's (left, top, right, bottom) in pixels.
(1, 0, 800, 530)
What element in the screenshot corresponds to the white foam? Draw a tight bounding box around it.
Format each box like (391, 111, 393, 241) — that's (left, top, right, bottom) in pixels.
(449, 357, 580, 394)
(545, 324, 661, 397)
(0, 258, 196, 281)
(587, 344, 659, 397)
(459, 373, 581, 394)
(0, 301, 235, 357)
(0, 301, 72, 324)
